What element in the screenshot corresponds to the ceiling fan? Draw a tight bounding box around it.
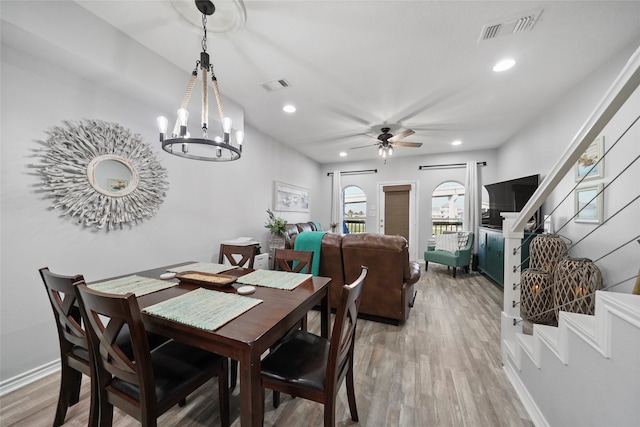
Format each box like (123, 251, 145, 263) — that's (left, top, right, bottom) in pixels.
(352, 127, 423, 158)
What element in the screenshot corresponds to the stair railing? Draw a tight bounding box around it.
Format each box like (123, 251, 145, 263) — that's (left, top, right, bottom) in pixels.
(501, 45, 640, 355)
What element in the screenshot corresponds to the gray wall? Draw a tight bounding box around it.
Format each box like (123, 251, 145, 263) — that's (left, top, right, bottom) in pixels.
(0, 2, 320, 381)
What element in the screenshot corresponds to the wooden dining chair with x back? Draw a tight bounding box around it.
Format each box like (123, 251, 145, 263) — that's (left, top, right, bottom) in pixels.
(218, 244, 256, 269)
(273, 248, 314, 332)
(273, 248, 314, 274)
(39, 267, 99, 427)
(218, 243, 257, 390)
(74, 282, 230, 427)
(260, 266, 368, 426)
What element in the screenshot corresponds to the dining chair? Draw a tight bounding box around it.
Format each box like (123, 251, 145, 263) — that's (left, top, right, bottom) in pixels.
(39, 267, 98, 427)
(273, 248, 314, 330)
(219, 243, 257, 389)
(218, 244, 256, 269)
(273, 248, 313, 274)
(74, 282, 230, 427)
(39, 268, 171, 427)
(260, 266, 368, 426)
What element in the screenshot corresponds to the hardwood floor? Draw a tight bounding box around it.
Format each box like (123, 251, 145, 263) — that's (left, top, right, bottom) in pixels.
(0, 263, 533, 426)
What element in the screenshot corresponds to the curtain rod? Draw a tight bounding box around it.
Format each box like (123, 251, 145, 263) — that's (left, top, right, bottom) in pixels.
(326, 169, 378, 176)
(418, 161, 487, 170)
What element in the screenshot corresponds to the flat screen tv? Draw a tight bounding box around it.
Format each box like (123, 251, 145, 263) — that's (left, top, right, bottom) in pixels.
(482, 174, 540, 229)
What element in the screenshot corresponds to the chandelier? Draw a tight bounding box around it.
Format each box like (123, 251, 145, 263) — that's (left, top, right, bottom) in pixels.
(157, 0, 243, 161)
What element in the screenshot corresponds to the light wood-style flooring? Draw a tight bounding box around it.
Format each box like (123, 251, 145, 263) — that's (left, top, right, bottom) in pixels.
(0, 263, 533, 426)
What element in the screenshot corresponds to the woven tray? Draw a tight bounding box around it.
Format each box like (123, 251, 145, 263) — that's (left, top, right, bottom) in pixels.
(176, 271, 237, 288)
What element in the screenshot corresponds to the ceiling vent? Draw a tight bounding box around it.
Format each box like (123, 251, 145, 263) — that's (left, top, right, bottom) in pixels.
(479, 9, 543, 42)
(261, 78, 291, 92)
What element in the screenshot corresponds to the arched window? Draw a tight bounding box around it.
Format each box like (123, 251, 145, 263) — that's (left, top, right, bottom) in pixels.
(343, 186, 366, 233)
(431, 181, 464, 236)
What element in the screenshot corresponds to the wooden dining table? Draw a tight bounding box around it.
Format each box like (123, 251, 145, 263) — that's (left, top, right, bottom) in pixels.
(127, 262, 331, 427)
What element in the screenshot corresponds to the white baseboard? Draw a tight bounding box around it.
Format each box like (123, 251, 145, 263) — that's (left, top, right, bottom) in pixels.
(503, 362, 549, 427)
(0, 359, 60, 397)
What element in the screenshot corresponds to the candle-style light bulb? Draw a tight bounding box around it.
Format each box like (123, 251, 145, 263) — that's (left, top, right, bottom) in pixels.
(222, 117, 233, 133)
(236, 130, 244, 152)
(378, 146, 383, 157)
(214, 136, 223, 158)
(388, 146, 393, 156)
(177, 108, 189, 137)
(157, 116, 168, 142)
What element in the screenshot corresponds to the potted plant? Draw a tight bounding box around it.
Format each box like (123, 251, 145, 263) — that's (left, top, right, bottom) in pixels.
(265, 209, 288, 257)
(265, 208, 287, 236)
(330, 222, 339, 233)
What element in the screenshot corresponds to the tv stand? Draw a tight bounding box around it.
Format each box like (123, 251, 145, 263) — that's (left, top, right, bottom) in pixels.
(477, 227, 534, 287)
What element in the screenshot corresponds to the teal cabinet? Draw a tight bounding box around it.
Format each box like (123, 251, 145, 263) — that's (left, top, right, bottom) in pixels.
(478, 227, 534, 287)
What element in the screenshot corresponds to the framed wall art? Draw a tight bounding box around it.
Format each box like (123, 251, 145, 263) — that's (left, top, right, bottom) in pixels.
(574, 184, 603, 224)
(575, 136, 604, 181)
(273, 181, 309, 212)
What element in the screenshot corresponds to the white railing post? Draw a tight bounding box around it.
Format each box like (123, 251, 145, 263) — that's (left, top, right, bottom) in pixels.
(501, 213, 525, 362)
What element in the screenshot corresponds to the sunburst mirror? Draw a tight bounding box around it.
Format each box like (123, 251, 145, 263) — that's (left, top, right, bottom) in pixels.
(37, 119, 169, 230)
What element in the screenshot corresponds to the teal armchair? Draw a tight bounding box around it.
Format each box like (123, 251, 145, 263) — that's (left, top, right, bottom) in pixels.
(424, 232, 474, 278)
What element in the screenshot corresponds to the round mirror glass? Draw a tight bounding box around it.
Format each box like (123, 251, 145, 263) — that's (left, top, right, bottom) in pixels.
(87, 155, 139, 197)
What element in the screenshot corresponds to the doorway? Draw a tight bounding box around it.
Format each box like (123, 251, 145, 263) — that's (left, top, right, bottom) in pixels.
(378, 182, 418, 260)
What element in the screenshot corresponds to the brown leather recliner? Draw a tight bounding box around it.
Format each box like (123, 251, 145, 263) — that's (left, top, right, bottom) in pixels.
(342, 233, 420, 323)
(284, 222, 320, 248)
(289, 233, 345, 308)
(291, 231, 420, 324)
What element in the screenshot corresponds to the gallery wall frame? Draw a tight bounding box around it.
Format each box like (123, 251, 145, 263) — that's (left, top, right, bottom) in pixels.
(273, 181, 309, 212)
(575, 136, 604, 181)
(574, 183, 604, 224)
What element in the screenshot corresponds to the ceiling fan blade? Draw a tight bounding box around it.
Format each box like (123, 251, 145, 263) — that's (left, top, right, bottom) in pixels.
(351, 143, 378, 150)
(392, 141, 423, 148)
(360, 133, 380, 141)
(389, 129, 415, 142)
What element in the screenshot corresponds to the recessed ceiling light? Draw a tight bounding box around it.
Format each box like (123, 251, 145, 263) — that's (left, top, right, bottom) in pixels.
(493, 58, 516, 72)
(451, 140, 462, 146)
(283, 104, 296, 113)
(339, 151, 347, 157)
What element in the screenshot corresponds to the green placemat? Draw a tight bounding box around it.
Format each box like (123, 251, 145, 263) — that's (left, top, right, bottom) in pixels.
(168, 262, 236, 274)
(89, 275, 176, 297)
(236, 269, 311, 290)
(142, 288, 262, 331)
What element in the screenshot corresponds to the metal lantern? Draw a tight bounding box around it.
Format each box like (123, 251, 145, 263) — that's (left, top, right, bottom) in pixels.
(520, 268, 555, 324)
(553, 257, 602, 320)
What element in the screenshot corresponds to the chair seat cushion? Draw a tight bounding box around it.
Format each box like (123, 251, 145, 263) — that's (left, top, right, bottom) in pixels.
(261, 330, 329, 393)
(111, 340, 223, 403)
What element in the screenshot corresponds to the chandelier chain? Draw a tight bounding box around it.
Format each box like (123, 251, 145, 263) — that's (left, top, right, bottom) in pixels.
(201, 14, 208, 53)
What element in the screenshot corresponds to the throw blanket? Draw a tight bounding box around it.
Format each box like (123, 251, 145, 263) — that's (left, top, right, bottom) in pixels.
(311, 221, 323, 231)
(294, 231, 326, 276)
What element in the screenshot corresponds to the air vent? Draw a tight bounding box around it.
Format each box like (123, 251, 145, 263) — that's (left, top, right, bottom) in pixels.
(260, 78, 291, 92)
(479, 9, 543, 42)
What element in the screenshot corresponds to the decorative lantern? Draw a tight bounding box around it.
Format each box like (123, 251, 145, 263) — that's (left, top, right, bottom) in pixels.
(553, 258, 602, 320)
(530, 234, 568, 275)
(520, 268, 555, 324)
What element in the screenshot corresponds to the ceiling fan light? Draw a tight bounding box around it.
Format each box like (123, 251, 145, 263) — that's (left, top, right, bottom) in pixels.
(378, 146, 383, 156)
(388, 146, 393, 156)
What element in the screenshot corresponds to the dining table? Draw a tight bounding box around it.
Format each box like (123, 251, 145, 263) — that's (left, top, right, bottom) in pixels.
(94, 262, 331, 427)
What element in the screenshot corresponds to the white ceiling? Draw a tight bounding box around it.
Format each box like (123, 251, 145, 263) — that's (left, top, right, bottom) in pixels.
(76, 0, 640, 164)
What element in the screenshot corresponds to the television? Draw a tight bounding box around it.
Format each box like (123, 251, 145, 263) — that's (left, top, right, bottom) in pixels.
(482, 174, 540, 229)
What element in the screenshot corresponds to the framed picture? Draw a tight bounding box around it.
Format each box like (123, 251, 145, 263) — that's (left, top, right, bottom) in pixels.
(274, 181, 309, 212)
(575, 136, 604, 181)
(574, 184, 603, 224)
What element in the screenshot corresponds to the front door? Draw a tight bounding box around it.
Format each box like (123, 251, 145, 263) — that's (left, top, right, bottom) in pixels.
(382, 184, 410, 240)
(378, 182, 418, 260)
